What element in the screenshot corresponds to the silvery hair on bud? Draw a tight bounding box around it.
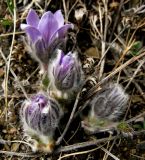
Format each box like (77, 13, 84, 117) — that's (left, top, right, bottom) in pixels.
(20, 92, 63, 152)
(20, 93, 62, 137)
(89, 83, 129, 121)
(48, 49, 84, 101)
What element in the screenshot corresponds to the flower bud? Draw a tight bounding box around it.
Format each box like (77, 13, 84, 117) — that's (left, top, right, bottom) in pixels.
(81, 83, 129, 133)
(49, 49, 84, 100)
(20, 92, 62, 152)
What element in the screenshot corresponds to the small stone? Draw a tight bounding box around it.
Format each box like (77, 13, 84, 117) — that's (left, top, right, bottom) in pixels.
(2, 129, 7, 133)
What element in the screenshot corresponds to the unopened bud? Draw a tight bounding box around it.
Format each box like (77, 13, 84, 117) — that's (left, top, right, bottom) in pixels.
(81, 83, 129, 133)
(20, 92, 62, 152)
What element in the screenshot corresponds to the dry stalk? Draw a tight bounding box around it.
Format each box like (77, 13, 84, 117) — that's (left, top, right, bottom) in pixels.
(0, 151, 40, 158)
(97, 27, 126, 67)
(101, 146, 119, 160)
(20, 0, 35, 19)
(103, 139, 117, 160)
(0, 31, 24, 37)
(62, 0, 68, 22)
(67, 123, 80, 143)
(109, 0, 124, 42)
(44, 0, 52, 11)
(102, 134, 115, 160)
(130, 153, 145, 159)
(85, 50, 145, 101)
(56, 91, 81, 145)
(56, 136, 118, 153)
(110, 27, 145, 100)
(0, 49, 29, 100)
(67, 0, 79, 18)
(98, 0, 108, 80)
(125, 60, 145, 90)
(123, 90, 133, 121)
(126, 111, 145, 124)
(114, 39, 135, 69)
(55, 130, 145, 154)
(58, 144, 105, 160)
(112, 36, 145, 100)
(4, 0, 16, 120)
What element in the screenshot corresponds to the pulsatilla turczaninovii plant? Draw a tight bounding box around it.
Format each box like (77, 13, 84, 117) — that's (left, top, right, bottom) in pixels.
(21, 9, 73, 72)
(20, 92, 62, 152)
(81, 83, 129, 134)
(49, 49, 84, 100)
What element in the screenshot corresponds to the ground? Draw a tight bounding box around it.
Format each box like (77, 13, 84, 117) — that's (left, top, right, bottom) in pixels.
(0, 0, 145, 159)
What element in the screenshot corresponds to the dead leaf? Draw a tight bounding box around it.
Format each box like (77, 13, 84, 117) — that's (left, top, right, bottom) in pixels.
(85, 47, 100, 58)
(75, 7, 87, 22)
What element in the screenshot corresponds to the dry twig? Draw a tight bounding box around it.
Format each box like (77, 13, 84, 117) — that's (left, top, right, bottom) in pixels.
(56, 92, 81, 145)
(85, 50, 145, 101)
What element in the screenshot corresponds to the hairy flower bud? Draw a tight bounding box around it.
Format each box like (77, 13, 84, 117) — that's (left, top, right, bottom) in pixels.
(20, 92, 62, 152)
(49, 49, 84, 100)
(21, 9, 73, 72)
(81, 83, 129, 133)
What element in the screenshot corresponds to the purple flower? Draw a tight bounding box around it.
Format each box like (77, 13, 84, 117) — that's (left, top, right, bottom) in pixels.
(21, 9, 73, 71)
(81, 83, 129, 133)
(20, 92, 62, 152)
(50, 49, 83, 94)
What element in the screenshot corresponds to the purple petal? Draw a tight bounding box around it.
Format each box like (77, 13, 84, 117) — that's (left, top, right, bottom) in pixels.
(57, 60, 74, 81)
(54, 10, 64, 28)
(53, 51, 64, 76)
(30, 107, 41, 130)
(62, 72, 74, 89)
(20, 24, 30, 30)
(38, 11, 58, 44)
(61, 62, 74, 78)
(56, 64, 74, 90)
(57, 24, 74, 37)
(62, 54, 73, 65)
(26, 9, 40, 27)
(62, 54, 74, 68)
(49, 24, 73, 44)
(54, 51, 74, 78)
(25, 26, 42, 43)
(34, 39, 48, 63)
(59, 51, 65, 64)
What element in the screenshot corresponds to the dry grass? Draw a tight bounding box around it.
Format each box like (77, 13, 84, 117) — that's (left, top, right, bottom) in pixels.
(0, 0, 145, 159)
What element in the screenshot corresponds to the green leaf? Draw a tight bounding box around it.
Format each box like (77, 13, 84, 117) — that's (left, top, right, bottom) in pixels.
(6, 0, 14, 15)
(42, 76, 50, 88)
(130, 41, 142, 56)
(0, 18, 13, 26)
(117, 121, 133, 132)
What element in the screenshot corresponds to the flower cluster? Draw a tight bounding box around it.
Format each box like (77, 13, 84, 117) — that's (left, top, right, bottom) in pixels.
(20, 9, 83, 152)
(20, 9, 129, 153)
